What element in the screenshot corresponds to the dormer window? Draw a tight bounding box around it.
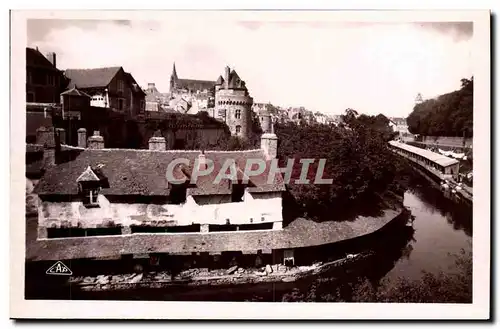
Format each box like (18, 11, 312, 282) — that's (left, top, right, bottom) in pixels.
(80, 184, 101, 206)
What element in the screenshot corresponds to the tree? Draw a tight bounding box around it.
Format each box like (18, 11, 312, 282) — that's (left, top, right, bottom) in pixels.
(275, 109, 410, 221)
(407, 77, 473, 137)
(249, 110, 263, 148)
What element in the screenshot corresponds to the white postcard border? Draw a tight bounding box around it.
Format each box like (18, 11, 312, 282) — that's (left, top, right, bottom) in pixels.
(9, 9, 490, 320)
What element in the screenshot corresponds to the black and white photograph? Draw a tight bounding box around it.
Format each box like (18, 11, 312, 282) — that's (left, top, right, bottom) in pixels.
(10, 9, 490, 320)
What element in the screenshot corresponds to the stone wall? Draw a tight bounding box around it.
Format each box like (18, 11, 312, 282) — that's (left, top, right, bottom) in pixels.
(420, 136, 473, 148)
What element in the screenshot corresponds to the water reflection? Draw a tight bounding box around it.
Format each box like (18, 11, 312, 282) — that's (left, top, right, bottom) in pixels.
(407, 175, 472, 237)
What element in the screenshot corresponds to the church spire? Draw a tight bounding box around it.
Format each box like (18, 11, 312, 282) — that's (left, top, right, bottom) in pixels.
(170, 62, 178, 92)
(171, 62, 178, 81)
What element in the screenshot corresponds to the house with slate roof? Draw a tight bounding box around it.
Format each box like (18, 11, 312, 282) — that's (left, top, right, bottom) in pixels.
(28, 124, 282, 243)
(26, 47, 68, 104)
(64, 66, 146, 118)
(25, 48, 70, 142)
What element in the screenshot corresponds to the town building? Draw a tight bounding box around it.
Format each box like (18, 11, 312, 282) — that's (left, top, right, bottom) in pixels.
(312, 112, 338, 125)
(252, 103, 278, 126)
(29, 125, 283, 243)
(389, 117, 412, 139)
(59, 86, 91, 121)
(168, 63, 215, 114)
(26, 47, 68, 104)
(26, 47, 69, 143)
(144, 83, 170, 112)
(64, 66, 146, 118)
(141, 111, 230, 150)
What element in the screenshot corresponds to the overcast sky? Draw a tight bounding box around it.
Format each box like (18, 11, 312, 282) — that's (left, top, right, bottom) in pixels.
(27, 19, 473, 117)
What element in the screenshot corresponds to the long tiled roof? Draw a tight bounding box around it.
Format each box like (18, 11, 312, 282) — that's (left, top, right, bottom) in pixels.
(33, 146, 285, 196)
(64, 67, 122, 89)
(26, 208, 402, 261)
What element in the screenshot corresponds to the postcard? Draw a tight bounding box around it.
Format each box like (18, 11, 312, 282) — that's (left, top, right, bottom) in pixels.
(10, 9, 490, 320)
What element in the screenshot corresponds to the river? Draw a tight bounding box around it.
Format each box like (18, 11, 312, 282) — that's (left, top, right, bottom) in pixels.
(384, 178, 472, 282)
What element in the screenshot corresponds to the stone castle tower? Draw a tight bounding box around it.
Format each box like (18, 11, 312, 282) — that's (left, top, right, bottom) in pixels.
(214, 66, 253, 140)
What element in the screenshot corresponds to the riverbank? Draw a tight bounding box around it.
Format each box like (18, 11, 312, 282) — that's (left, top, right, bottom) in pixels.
(68, 252, 372, 292)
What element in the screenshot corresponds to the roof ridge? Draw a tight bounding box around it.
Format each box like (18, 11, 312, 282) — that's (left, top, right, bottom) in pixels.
(61, 145, 263, 154)
(178, 78, 216, 83)
(65, 66, 122, 71)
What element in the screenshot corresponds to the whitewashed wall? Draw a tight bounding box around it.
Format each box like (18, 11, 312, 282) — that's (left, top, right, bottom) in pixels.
(38, 190, 283, 230)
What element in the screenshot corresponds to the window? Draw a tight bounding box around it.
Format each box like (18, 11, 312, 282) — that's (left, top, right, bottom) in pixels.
(170, 184, 187, 204)
(81, 186, 100, 207)
(140, 100, 145, 111)
(231, 183, 245, 202)
(27, 71, 32, 84)
(118, 80, 125, 92)
(47, 75, 55, 86)
(235, 109, 241, 119)
(118, 98, 124, 110)
(235, 125, 241, 135)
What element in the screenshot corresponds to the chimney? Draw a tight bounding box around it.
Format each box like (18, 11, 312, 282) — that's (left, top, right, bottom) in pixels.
(45, 52, 56, 68)
(261, 132, 278, 160)
(261, 111, 272, 134)
(36, 126, 55, 148)
(77, 128, 87, 148)
(36, 126, 62, 166)
(88, 130, 105, 149)
(224, 66, 230, 89)
(148, 136, 166, 151)
(55, 128, 66, 145)
(148, 130, 166, 151)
